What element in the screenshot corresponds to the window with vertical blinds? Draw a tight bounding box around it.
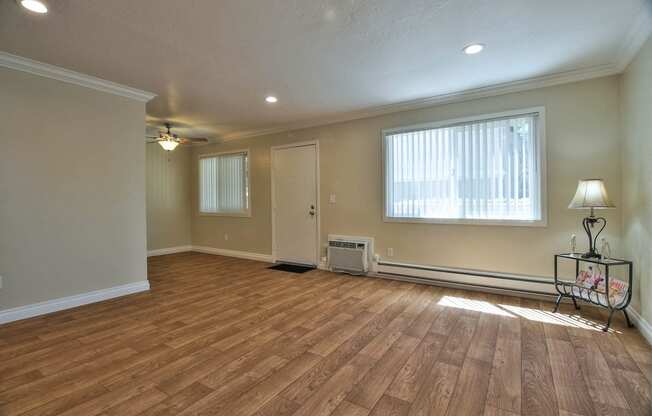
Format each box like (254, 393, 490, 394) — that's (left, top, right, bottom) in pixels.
(383, 110, 545, 225)
(199, 151, 249, 215)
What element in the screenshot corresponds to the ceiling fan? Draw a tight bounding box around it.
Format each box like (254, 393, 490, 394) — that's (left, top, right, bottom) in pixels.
(146, 123, 208, 151)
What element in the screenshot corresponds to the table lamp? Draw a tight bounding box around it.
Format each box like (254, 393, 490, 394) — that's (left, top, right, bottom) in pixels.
(568, 179, 614, 259)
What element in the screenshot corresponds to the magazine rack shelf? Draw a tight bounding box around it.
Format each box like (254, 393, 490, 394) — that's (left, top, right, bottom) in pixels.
(553, 253, 633, 331)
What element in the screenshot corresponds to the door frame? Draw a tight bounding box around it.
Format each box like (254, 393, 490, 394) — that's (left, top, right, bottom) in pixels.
(270, 140, 320, 266)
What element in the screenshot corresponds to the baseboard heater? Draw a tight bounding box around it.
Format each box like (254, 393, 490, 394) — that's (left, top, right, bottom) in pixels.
(375, 260, 556, 298)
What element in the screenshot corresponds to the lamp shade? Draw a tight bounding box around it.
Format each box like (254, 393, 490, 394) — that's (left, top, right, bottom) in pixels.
(568, 179, 615, 209)
(159, 140, 179, 151)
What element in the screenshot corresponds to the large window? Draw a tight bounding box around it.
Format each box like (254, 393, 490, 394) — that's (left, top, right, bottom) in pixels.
(199, 151, 250, 215)
(383, 109, 545, 225)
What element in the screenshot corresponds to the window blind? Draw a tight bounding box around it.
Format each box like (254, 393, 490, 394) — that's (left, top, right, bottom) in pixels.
(200, 152, 248, 214)
(384, 113, 542, 222)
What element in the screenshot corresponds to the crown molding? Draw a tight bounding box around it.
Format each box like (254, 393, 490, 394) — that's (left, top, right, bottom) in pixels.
(615, 2, 652, 72)
(222, 62, 621, 141)
(0, 51, 156, 102)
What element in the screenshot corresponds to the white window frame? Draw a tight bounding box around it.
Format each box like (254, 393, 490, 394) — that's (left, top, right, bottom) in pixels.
(381, 107, 547, 227)
(198, 149, 251, 217)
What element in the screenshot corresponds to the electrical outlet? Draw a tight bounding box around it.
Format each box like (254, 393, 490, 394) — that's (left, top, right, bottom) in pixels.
(387, 248, 394, 257)
(224, 233, 229, 241)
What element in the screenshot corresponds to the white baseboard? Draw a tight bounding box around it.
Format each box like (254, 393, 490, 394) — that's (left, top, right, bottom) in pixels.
(627, 307, 652, 346)
(191, 246, 274, 263)
(147, 244, 274, 263)
(147, 245, 193, 257)
(0, 280, 150, 325)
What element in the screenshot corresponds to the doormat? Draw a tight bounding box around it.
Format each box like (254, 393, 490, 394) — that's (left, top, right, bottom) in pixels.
(268, 263, 316, 274)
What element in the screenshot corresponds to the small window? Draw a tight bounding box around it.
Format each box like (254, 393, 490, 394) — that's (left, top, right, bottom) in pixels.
(383, 109, 545, 225)
(199, 151, 250, 215)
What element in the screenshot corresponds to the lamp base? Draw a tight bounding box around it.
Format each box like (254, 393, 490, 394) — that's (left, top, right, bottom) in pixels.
(581, 215, 607, 260)
(581, 251, 602, 259)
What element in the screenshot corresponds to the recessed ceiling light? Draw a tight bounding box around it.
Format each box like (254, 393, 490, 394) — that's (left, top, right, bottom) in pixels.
(265, 96, 278, 103)
(463, 43, 484, 55)
(18, 0, 48, 14)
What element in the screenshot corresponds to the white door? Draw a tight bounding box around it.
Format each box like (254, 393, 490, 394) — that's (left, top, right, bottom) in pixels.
(272, 144, 318, 265)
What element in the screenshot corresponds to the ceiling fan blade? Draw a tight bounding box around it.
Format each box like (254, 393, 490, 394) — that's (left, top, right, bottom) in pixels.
(177, 137, 209, 144)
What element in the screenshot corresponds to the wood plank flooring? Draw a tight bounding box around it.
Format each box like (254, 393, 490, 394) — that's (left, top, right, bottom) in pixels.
(0, 252, 650, 416)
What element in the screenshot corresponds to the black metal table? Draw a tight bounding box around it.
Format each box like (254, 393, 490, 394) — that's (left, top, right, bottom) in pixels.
(553, 253, 633, 331)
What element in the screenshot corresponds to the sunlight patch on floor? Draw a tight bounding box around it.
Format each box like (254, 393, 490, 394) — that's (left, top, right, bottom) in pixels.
(438, 296, 515, 317)
(498, 304, 604, 331)
(437, 296, 618, 332)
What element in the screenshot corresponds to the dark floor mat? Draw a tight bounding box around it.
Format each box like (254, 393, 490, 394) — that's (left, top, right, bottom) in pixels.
(268, 263, 316, 274)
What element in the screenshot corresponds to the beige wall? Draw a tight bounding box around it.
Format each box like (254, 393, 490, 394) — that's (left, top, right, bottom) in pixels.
(191, 76, 623, 278)
(146, 145, 192, 251)
(621, 35, 652, 322)
(0, 68, 148, 310)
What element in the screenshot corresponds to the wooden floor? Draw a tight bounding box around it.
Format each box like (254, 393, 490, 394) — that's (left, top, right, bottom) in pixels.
(1, 253, 650, 416)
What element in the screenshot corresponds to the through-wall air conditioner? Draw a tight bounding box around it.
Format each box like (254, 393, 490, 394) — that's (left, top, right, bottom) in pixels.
(327, 235, 372, 275)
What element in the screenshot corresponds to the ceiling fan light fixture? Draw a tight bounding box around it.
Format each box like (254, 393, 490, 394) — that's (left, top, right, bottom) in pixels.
(19, 0, 48, 14)
(159, 140, 179, 151)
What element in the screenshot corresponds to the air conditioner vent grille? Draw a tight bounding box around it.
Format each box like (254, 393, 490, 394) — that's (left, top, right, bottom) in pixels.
(327, 236, 370, 275)
(328, 241, 365, 249)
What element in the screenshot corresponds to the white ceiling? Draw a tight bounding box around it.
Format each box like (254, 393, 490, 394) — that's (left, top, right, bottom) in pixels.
(1, 0, 650, 140)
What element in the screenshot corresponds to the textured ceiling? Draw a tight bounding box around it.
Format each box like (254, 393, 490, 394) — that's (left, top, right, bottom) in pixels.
(1, 0, 650, 140)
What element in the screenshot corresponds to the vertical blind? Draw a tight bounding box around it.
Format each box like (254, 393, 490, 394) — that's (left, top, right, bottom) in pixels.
(384, 113, 541, 222)
(200, 152, 248, 214)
